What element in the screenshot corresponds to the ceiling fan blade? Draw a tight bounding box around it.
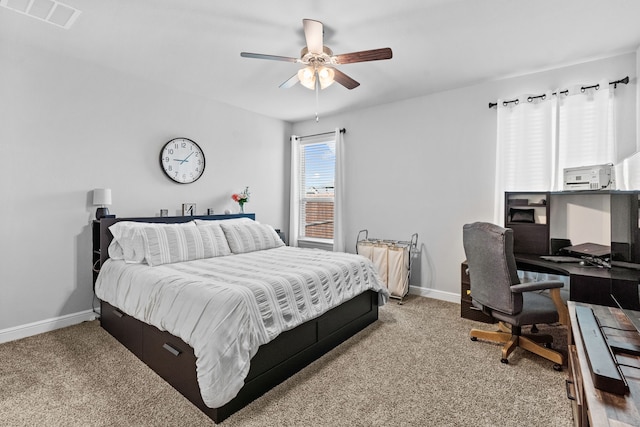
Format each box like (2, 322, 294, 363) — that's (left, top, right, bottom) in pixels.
(303, 19, 323, 54)
(333, 48, 393, 64)
(240, 52, 299, 63)
(279, 74, 299, 89)
(333, 69, 360, 90)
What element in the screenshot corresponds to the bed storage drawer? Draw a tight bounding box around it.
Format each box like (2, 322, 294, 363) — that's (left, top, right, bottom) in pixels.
(318, 291, 373, 340)
(246, 320, 316, 382)
(142, 326, 201, 404)
(100, 301, 143, 359)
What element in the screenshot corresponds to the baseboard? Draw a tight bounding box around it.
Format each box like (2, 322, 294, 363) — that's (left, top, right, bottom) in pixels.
(409, 285, 459, 304)
(0, 310, 98, 344)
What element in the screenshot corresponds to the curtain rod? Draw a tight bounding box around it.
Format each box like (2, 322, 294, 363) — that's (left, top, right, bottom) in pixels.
(488, 76, 629, 109)
(296, 128, 346, 139)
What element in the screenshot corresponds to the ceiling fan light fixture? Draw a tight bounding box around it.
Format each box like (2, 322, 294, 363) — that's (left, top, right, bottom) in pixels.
(318, 66, 335, 89)
(298, 66, 316, 90)
(298, 65, 335, 90)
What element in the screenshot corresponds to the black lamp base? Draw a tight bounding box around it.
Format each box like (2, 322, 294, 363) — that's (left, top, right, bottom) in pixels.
(96, 207, 110, 220)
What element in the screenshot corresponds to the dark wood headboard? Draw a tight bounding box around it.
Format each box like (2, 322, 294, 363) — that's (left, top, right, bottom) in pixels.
(97, 214, 256, 266)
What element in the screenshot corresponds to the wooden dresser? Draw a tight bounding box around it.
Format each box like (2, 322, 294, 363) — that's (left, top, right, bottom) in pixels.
(567, 301, 640, 426)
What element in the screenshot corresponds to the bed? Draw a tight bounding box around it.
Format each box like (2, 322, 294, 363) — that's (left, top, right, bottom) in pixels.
(94, 214, 388, 423)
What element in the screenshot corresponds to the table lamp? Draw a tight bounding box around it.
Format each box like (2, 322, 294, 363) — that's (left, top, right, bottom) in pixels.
(93, 188, 112, 219)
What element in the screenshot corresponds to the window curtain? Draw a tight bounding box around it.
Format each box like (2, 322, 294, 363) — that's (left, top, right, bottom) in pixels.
(618, 152, 640, 190)
(289, 135, 301, 247)
(493, 92, 556, 224)
(333, 128, 345, 252)
(494, 80, 617, 223)
(555, 79, 616, 189)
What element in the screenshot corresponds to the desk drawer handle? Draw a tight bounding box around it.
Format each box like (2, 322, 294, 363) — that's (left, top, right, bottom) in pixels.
(112, 309, 124, 318)
(565, 379, 576, 401)
(162, 343, 182, 357)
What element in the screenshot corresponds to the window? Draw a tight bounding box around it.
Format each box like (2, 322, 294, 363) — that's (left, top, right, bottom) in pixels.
(556, 85, 616, 186)
(297, 137, 335, 242)
(494, 80, 617, 223)
(290, 129, 345, 251)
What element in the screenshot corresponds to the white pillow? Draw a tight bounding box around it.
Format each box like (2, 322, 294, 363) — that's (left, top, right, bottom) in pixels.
(108, 222, 153, 263)
(139, 225, 205, 266)
(220, 221, 284, 254)
(195, 222, 232, 258)
(108, 221, 195, 264)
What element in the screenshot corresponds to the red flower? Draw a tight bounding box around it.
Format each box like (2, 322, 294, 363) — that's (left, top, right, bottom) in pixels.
(231, 187, 250, 204)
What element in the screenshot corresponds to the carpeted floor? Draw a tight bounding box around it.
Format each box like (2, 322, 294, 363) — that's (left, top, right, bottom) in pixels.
(0, 296, 572, 426)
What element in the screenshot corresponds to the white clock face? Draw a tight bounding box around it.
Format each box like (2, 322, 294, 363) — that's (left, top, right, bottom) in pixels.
(160, 138, 205, 184)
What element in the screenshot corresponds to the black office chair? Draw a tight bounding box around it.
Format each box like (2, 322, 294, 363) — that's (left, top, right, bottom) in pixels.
(463, 222, 566, 369)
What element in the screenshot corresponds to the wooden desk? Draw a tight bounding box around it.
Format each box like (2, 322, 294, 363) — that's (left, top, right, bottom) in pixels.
(567, 301, 640, 426)
(516, 254, 640, 308)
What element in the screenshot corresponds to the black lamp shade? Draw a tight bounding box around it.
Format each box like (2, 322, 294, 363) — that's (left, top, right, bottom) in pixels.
(96, 207, 110, 220)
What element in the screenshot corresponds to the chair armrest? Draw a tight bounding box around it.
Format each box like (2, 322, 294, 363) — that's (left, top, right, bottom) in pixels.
(511, 281, 569, 325)
(510, 280, 563, 293)
(548, 288, 569, 326)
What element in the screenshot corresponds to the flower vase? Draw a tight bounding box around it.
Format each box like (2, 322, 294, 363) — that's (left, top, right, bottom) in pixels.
(239, 203, 244, 213)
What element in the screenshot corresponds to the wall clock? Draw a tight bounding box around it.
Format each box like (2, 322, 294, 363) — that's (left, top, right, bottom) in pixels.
(159, 138, 205, 184)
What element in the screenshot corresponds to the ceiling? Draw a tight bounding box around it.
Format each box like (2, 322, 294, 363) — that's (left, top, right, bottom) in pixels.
(3, 0, 640, 123)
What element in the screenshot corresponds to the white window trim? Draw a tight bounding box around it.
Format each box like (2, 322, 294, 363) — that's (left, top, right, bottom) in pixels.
(297, 237, 334, 251)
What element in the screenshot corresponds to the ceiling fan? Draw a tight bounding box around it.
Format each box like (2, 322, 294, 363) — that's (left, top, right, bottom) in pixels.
(240, 19, 392, 91)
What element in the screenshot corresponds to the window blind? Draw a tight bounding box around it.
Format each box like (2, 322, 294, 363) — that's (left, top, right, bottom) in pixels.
(297, 136, 336, 240)
(557, 87, 616, 186)
(500, 100, 555, 191)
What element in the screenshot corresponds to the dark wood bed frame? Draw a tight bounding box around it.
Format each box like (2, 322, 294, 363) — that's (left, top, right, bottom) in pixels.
(95, 214, 380, 423)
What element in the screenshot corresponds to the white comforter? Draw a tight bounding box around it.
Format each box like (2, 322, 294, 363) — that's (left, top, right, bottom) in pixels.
(95, 246, 388, 408)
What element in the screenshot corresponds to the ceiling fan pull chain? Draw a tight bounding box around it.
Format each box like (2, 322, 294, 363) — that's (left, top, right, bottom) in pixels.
(315, 72, 320, 122)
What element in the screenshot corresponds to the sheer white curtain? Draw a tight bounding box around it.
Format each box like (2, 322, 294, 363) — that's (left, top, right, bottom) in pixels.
(289, 135, 300, 247)
(333, 128, 345, 252)
(555, 79, 616, 189)
(493, 92, 556, 224)
(494, 80, 617, 222)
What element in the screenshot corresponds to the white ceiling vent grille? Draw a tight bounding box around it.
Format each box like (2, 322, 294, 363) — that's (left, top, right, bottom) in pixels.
(0, 0, 81, 29)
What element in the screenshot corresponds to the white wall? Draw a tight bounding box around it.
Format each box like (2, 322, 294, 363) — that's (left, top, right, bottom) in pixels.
(292, 52, 637, 301)
(1, 36, 637, 338)
(0, 41, 291, 334)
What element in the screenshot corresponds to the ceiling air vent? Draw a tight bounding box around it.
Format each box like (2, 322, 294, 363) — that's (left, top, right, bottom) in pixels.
(0, 0, 81, 29)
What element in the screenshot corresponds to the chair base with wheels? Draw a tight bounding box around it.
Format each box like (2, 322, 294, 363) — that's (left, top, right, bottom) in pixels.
(470, 319, 563, 371)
